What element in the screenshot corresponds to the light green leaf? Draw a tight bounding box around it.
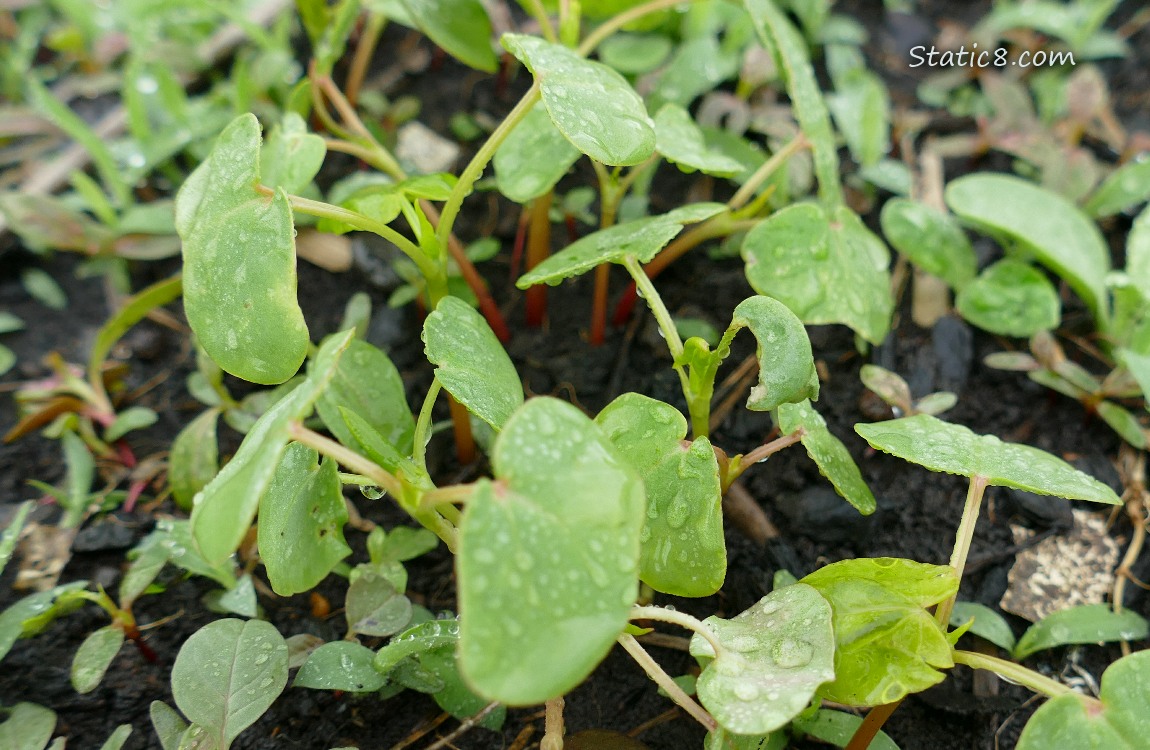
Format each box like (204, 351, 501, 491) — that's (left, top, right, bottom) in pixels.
(191, 330, 354, 565)
(801, 558, 958, 706)
(1084, 157, 1150, 218)
(423, 297, 522, 430)
(0, 501, 32, 579)
(494, 103, 581, 203)
(1124, 205, 1150, 300)
(949, 602, 1017, 652)
(176, 113, 309, 385)
(705, 729, 785, 750)
(71, 625, 125, 694)
(143, 519, 236, 590)
(598, 33, 673, 74)
(0, 193, 113, 255)
(0, 702, 56, 750)
(21, 268, 67, 310)
(88, 276, 183, 386)
(98, 725, 132, 750)
(1097, 401, 1147, 449)
(171, 618, 288, 749)
(596, 394, 725, 597)
(215, 574, 258, 619)
(0, 583, 88, 664)
(730, 296, 818, 411)
(370, 526, 439, 563)
(1013, 605, 1149, 660)
(169, 409, 220, 512)
(346, 570, 413, 637)
(1017, 650, 1150, 750)
(792, 709, 900, 750)
(60, 429, 94, 527)
(826, 69, 890, 168)
(777, 400, 876, 515)
(258, 444, 352, 596)
(855, 414, 1121, 504)
(650, 35, 739, 110)
(879, 199, 976, 290)
(316, 338, 414, 461)
(0, 345, 13, 376)
(654, 104, 742, 177)
(742, 202, 892, 344)
(261, 113, 326, 194)
(458, 398, 645, 704)
(503, 34, 655, 166)
(946, 173, 1110, 329)
(120, 534, 170, 609)
(294, 642, 385, 692)
(398, 0, 497, 72)
(956, 259, 1060, 337)
(150, 701, 188, 750)
(105, 406, 158, 442)
(518, 203, 725, 286)
(689, 584, 835, 735)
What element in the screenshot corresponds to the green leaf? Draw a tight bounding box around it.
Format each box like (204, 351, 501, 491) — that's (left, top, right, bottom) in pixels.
(215, 574, 258, 619)
(1097, 401, 1147, 449)
(150, 702, 188, 750)
(705, 729, 785, 750)
(258, 444, 352, 596)
(105, 406, 158, 442)
(946, 173, 1110, 329)
(144, 519, 236, 590)
(0, 702, 56, 750)
(88, 276, 183, 385)
(0, 501, 32, 580)
(60, 429, 94, 526)
(294, 642, 386, 692)
(316, 338, 414, 461)
(689, 584, 835, 735)
(517, 203, 725, 287)
(260, 113, 326, 194)
(169, 409, 220, 512)
(71, 625, 124, 694)
(801, 558, 958, 706)
(1124, 206, 1150, 301)
(0, 344, 12, 376)
(97, 725, 132, 750)
(598, 33, 673, 74)
(191, 330, 354, 565)
(948, 602, 1016, 652)
(596, 394, 725, 597)
(777, 400, 876, 515)
(792, 709, 900, 750)
(371, 526, 439, 564)
(854, 414, 1121, 504)
(0, 193, 114, 255)
(398, 0, 497, 72)
(955, 259, 1061, 337)
(1013, 605, 1149, 660)
(171, 618, 288, 749)
(879, 199, 977, 290)
(458, 398, 645, 704)
(494, 103, 581, 203)
(826, 69, 890, 168)
(1084, 157, 1150, 218)
(503, 34, 655, 166)
(21, 268, 67, 310)
(742, 203, 892, 344)
(423, 297, 523, 431)
(176, 113, 309, 385)
(654, 104, 742, 177)
(346, 570, 413, 637)
(729, 296, 819, 411)
(120, 534, 171, 609)
(1017, 650, 1150, 750)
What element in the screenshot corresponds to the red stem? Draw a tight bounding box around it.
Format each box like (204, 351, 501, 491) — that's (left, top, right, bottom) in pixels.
(525, 191, 553, 327)
(590, 264, 610, 346)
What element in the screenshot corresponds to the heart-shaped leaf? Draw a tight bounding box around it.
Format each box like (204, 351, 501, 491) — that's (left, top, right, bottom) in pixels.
(423, 297, 522, 431)
(1013, 605, 1149, 660)
(777, 400, 876, 514)
(171, 618, 288, 749)
(294, 642, 386, 692)
(175, 113, 309, 384)
(494, 103, 581, 203)
(742, 202, 892, 345)
(503, 34, 655, 166)
(458, 398, 645, 704)
(855, 414, 1121, 504)
(689, 584, 835, 735)
(517, 203, 725, 287)
(729, 296, 819, 411)
(71, 625, 124, 694)
(955, 259, 1060, 337)
(1017, 650, 1150, 749)
(596, 393, 724, 597)
(879, 199, 976, 290)
(654, 104, 742, 177)
(801, 558, 958, 706)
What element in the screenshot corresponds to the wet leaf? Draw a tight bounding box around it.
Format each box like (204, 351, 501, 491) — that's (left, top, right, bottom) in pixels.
(949, 602, 1016, 652)
(176, 113, 309, 385)
(98, 725, 132, 750)
(346, 570, 413, 637)
(1013, 604, 1149, 660)
(730, 296, 819, 411)
(946, 173, 1110, 329)
(260, 113, 326, 194)
(71, 625, 125, 694)
(119, 534, 170, 608)
(214, 574, 258, 619)
(258, 443, 352, 596)
(596, 393, 725, 596)
(494, 103, 581, 203)
(704, 729, 784, 750)
(0, 702, 56, 750)
(1084, 157, 1150, 218)
(399, 0, 496, 71)
(171, 618, 288, 749)
(503, 34, 655, 166)
(654, 104, 742, 177)
(169, 409, 220, 512)
(855, 414, 1121, 504)
(879, 199, 977, 290)
(860, 365, 912, 412)
(1017, 650, 1150, 750)
(316, 338, 414, 462)
(191, 330, 354, 565)
(150, 701, 188, 750)
(423, 296, 523, 431)
(777, 400, 876, 514)
(955, 259, 1060, 337)
(689, 584, 835, 735)
(742, 203, 892, 345)
(458, 398, 645, 704)
(801, 558, 958, 706)
(792, 709, 900, 750)
(294, 642, 385, 692)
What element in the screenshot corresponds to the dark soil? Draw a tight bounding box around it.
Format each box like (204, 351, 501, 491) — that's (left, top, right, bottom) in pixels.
(3, 2, 1150, 749)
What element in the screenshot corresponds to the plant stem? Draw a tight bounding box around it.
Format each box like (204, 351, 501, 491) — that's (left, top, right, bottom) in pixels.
(726, 430, 804, 484)
(413, 378, 442, 471)
(526, 0, 558, 42)
(338, 472, 377, 486)
(952, 650, 1091, 703)
(845, 701, 901, 750)
(935, 475, 989, 627)
(577, 0, 702, 55)
(622, 256, 682, 360)
(727, 133, 809, 211)
(344, 13, 385, 107)
(630, 605, 724, 658)
(289, 423, 404, 498)
(541, 696, 565, 750)
(525, 190, 554, 327)
(448, 395, 476, 464)
(617, 633, 718, 732)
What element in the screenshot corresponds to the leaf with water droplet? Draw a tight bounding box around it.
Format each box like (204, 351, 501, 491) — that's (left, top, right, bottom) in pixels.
(458, 398, 645, 704)
(855, 414, 1121, 504)
(71, 624, 124, 694)
(596, 393, 724, 596)
(778, 400, 876, 514)
(503, 34, 655, 166)
(800, 558, 957, 706)
(149, 701, 187, 750)
(879, 198, 976, 291)
(1017, 650, 1150, 750)
(0, 581, 89, 663)
(654, 103, 742, 177)
(176, 113, 309, 384)
(728, 296, 818, 412)
(424, 297, 522, 431)
(494, 103, 581, 203)
(260, 113, 326, 194)
(742, 202, 892, 344)
(169, 408, 220, 512)
(688, 584, 834, 735)
(956, 259, 1060, 337)
(171, 618, 288, 749)
(791, 708, 900, 750)
(294, 641, 385, 692)
(346, 570, 413, 638)
(1013, 604, 1148, 661)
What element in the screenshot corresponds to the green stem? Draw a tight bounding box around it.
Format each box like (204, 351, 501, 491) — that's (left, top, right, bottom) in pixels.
(420, 483, 475, 509)
(630, 604, 725, 658)
(413, 378, 443, 471)
(338, 472, 377, 486)
(527, 0, 558, 42)
(936, 475, 989, 627)
(577, 0, 702, 55)
(289, 423, 404, 499)
(952, 650, 1091, 703)
(726, 430, 804, 484)
(617, 633, 718, 732)
(727, 132, 809, 211)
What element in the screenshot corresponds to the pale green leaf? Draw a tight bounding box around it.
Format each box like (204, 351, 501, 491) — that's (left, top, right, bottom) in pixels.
(294, 642, 385, 692)
(98, 725, 132, 750)
(826, 69, 890, 168)
(1013, 605, 1149, 660)
(399, 0, 497, 72)
(88, 276, 183, 385)
(150, 702, 188, 750)
(105, 406, 158, 442)
(261, 113, 326, 194)
(119, 534, 170, 608)
(1084, 157, 1150, 218)
(949, 602, 1017, 652)
(21, 268, 67, 310)
(0, 501, 32, 579)
(654, 104, 742, 177)
(879, 199, 976, 290)
(598, 33, 673, 74)
(169, 409, 220, 512)
(956, 259, 1060, 337)
(0, 702, 56, 750)
(792, 709, 900, 750)
(346, 570, 413, 637)
(777, 400, 876, 515)
(730, 296, 818, 411)
(71, 625, 125, 694)
(1124, 205, 1150, 300)
(316, 338, 414, 460)
(494, 103, 581, 203)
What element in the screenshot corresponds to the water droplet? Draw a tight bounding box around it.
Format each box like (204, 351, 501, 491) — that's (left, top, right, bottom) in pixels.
(733, 681, 760, 701)
(728, 635, 759, 652)
(360, 485, 385, 500)
(666, 501, 690, 528)
(772, 638, 813, 668)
